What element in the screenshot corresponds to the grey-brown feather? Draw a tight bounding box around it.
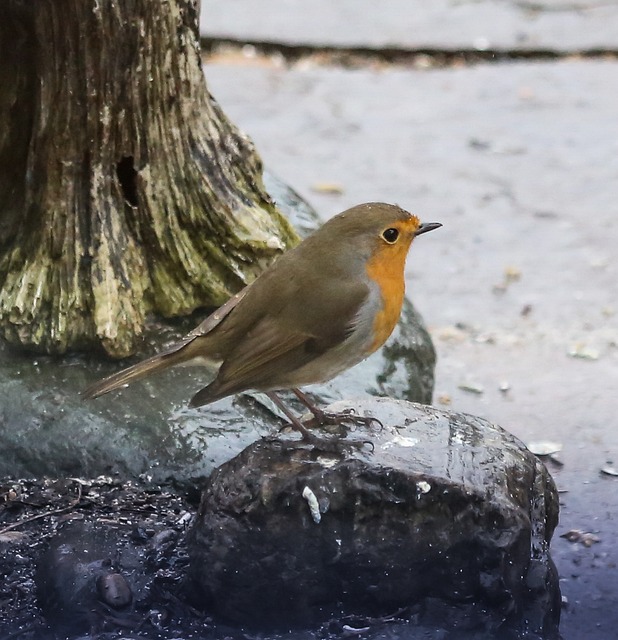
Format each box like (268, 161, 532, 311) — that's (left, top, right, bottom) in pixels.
(188, 249, 370, 406)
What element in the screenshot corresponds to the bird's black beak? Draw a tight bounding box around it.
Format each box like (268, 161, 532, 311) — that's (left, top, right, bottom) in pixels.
(415, 222, 442, 236)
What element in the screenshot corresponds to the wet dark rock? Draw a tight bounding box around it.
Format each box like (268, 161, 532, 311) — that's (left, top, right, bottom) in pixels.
(32, 501, 198, 636)
(1, 477, 215, 639)
(188, 398, 560, 638)
(36, 523, 141, 634)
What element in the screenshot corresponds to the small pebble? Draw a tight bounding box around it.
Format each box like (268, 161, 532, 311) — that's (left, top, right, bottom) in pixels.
(458, 382, 484, 395)
(96, 572, 132, 608)
(527, 441, 562, 456)
(302, 486, 321, 524)
(567, 344, 600, 360)
(600, 466, 618, 477)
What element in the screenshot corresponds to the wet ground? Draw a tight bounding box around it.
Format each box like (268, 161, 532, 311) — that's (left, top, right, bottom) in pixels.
(199, 3, 618, 638)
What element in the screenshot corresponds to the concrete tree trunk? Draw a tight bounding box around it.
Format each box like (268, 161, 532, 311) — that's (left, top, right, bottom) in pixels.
(0, 0, 298, 357)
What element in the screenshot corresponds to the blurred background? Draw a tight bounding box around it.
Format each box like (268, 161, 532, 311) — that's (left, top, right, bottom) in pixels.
(199, 2, 618, 638)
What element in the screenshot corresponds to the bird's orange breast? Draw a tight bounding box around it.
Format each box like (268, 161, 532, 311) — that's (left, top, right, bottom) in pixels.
(364, 240, 410, 353)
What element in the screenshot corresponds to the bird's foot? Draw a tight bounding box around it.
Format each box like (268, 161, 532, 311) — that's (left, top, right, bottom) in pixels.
(264, 391, 376, 452)
(304, 406, 384, 432)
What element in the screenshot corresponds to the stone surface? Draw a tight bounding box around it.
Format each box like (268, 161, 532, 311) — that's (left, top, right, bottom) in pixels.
(200, 0, 618, 51)
(188, 398, 560, 637)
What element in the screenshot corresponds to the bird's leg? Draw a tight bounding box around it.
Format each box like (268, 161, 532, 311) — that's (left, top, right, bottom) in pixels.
(292, 388, 383, 431)
(264, 391, 313, 439)
(264, 391, 372, 451)
(291, 388, 331, 425)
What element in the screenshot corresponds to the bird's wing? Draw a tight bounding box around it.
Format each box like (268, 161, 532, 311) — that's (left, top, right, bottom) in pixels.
(189, 319, 317, 406)
(186, 288, 249, 338)
(189, 282, 370, 407)
(224, 321, 317, 382)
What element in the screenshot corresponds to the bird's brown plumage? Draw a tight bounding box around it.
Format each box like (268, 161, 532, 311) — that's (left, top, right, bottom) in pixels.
(83, 202, 441, 411)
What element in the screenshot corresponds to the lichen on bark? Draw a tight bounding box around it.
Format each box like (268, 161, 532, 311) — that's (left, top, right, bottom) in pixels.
(0, 0, 298, 357)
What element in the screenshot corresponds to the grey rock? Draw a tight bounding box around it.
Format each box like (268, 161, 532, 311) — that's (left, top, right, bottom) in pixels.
(263, 169, 320, 238)
(188, 398, 560, 637)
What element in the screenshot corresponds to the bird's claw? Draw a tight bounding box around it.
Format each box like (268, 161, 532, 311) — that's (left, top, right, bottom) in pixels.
(306, 407, 384, 432)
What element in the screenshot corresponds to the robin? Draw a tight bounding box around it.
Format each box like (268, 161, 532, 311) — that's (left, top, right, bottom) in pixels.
(84, 202, 441, 445)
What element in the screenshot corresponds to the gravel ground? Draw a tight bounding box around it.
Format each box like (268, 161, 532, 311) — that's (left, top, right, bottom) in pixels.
(0, 478, 205, 639)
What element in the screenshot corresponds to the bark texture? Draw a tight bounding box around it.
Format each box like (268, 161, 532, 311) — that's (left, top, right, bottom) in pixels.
(0, 0, 298, 357)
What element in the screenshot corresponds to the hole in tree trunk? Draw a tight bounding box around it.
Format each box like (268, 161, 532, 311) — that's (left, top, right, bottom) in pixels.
(116, 156, 139, 207)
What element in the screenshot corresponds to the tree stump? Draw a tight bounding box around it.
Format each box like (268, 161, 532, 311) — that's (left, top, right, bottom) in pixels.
(0, 0, 297, 357)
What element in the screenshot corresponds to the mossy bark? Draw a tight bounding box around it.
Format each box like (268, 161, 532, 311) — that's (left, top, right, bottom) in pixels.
(0, 0, 298, 358)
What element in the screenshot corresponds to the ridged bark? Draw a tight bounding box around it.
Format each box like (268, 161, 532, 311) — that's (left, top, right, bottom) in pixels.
(0, 0, 298, 357)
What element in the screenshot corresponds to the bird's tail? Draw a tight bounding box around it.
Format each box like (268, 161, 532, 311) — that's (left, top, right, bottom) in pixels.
(82, 350, 187, 399)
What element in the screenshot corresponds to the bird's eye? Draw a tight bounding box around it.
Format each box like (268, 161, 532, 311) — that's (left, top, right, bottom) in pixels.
(381, 227, 399, 244)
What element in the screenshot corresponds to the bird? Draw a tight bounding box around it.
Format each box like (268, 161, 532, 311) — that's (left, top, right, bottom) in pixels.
(84, 202, 441, 445)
